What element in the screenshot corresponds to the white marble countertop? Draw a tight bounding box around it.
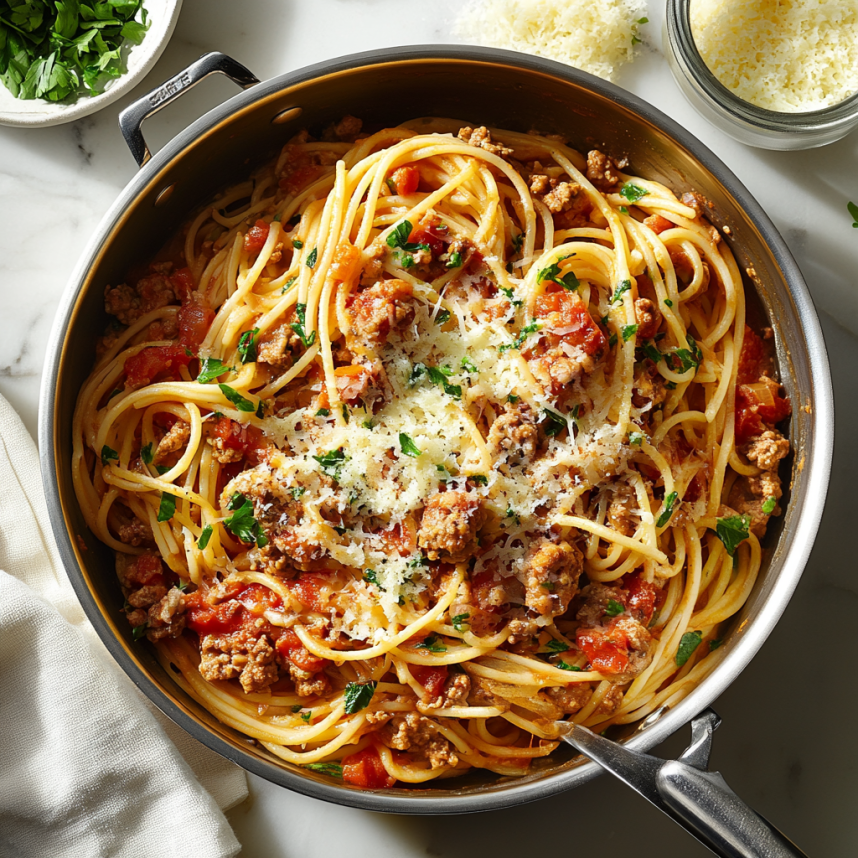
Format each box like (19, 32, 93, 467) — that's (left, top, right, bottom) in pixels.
(2, 1, 855, 855)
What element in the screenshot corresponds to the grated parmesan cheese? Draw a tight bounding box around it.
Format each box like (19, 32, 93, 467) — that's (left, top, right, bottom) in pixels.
(455, 0, 648, 83)
(690, 0, 858, 111)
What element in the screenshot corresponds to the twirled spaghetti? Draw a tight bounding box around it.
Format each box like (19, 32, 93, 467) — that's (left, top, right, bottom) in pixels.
(73, 117, 792, 788)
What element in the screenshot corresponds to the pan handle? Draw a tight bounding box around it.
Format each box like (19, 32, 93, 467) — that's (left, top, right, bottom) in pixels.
(561, 710, 809, 858)
(118, 51, 260, 168)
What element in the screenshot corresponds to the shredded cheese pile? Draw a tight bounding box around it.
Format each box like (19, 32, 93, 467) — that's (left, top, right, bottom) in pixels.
(691, 0, 858, 111)
(454, 0, 648, 83)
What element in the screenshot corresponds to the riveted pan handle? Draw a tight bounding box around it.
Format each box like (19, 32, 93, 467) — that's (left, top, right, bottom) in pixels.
(118, 51, 260, 168)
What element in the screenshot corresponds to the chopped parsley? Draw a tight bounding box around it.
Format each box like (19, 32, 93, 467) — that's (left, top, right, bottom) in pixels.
(619, 205, 629, 214)
(343, 680, 376, 714)
(304, 762, 343, 778)
(460, 356, 478, 373)
(197, 524, 213, 550)
(411, 362, 461, 398)
(762, 496, 777, 515)
(301, 711, 312, 723)
(541, 409, 567, 437)
(306, 247, 318, 268)
(414, 633, 447, 653)
(132, 623, 148, 641)
(608, 332, 618, 348)
(556, 661, 582, 671)
(451, 613, 470, 632)
(656, 491, 678, 527)
(664, 298, 674, 308)
(642, 341, 662, 364)
(290, 303, 316, 348)
(218, 384, 255, 412)
(620, 182, 648, 203)
(611, 279, 632, 305)
(198, 358, 234, 384)
(292, 239, 303, 249)
(281, 276, 298, 294)
(621, 323, 639, 342)
(716, 514, 750, 556)
(157, 493, 176, 523)
(435, 308, 451, 325)
(499, 284, 523, 307)
(605, 599, 625, 616)
(709, 638, 724, 652)
(536, 256, 579, 291)
(140, 443, 154, 465)
(223, 494, 268, 546)
(313, 448, 347, 481)
(512, 232, 524, 253)
(671, 334, 702, 374)
(499, 319, 540, 353)
(849, 201, 858, 228)
(546, 639, 569, 653)
(399, 432, 422, 458)
(629, 431, 644, 447)
(446, 250, 463, 269)
(290, 487, 306, 500)
(316, 408, 330, 417)
(101, 445, 118, 466)
(363, 569, 380, 587)
(387, 221, 415, 249)
(675, 630, 703, 667)
(238, 328, 260, 364)
(508, 394, 519, 404)
(470, 475, 488, 485)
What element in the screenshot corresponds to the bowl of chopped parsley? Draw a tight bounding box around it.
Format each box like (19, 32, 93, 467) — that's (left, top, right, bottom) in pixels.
(0, 0, 183, 127)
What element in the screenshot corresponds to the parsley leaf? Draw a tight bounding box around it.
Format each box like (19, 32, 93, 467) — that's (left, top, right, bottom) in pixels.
(676, 630, 703, 667)
(435, 309, 451, 325)
(709, 638, 724, 652)
(664, 298, 674, 308)
(238, 328, 260, 364)
(305, 762, 343, 778)
(512, 233, 524, 253)
(140, 443, 154, 464)
(546, 639, 569, 653)
(387, 221, 413, 249)
(446, 250, 463, 268)
(849, 201, 858, 228)
(218, 384, 255, 412)
(290, 487, 306, 499)
(223, 495, 268, 546)
(414, 633, 447, 653)
(612, 279, 632, 305)
(642, 341, 662, 363)
(399, 432, 422, 457)
(541, 409, 567, 437)
(290, 303, 316, 348)
(622, 324, 639, 342)
(620, 182, 648, 203)
(656, 491, 678, 527)
(716, 514, 750, 556)
(197, 524, 213, 550)
(198, 358, 234, 384)
(536, 256, 578, 291)
(306, 247, 318, 268)
(343, 680, 376, 714)
(363, 569, 380, 587)
(605, 599, 625, 616)
(451, 613, 470, 632)
(629, 431, 644, 447)
(281, 276, 298, 294)
(157, 493, 176, 523)
(461, 356, 478, 373)
(313, 448, 347, 482)
(418, 364, 462, 399)
(470, 475, 488, 485)
(132, 623, 148, 641)
(101, 445, 118, 466)
(762, 496, 777, 515)
(292, 239, 303, 249)
(499, 319, 540, 353)
(556, 661, 582, 671)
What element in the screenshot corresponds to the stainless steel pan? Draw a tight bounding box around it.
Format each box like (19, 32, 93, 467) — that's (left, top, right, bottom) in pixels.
(38, 48, 833, 827)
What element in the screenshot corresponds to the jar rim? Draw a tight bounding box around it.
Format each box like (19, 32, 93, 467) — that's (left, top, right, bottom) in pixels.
(667, 0, 858, 132)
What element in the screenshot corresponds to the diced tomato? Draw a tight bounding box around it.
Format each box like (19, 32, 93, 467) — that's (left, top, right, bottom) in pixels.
(342, 745, 396, 789)
(184, 590, 243, 636)
(410, 664, 448, 699)
(391, 166, 420, 197)
(532, 291, 606, 357)
(643, 214, 673, 235)
(735, 384, 791, 444)
(178, 291, 214, 350)
(576, 622, 630, 675)
(684, 471, 704, 503)
(285, 572, 329, 612)
(371, 522, 414, 557)
(737, 326, 766, 385)
(169, 267, 195, 302)
(236, 583, 283, 615)
(275, 628, 328, 673)
(211, 416, 266, 463)
(243, 219, 270, 254)
(279, 163, 322, 195)
(471, 568, 506, 613)
(124, 345, 193, 389)
(126, 554, 165, 587)
(623, 573, 660, 626)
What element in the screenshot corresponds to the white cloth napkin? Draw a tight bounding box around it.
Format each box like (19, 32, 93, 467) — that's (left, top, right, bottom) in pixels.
(0, 393, 247, 858)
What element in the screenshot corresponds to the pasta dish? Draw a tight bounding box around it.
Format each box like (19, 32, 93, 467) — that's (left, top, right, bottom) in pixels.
(73, 116, 792, 788)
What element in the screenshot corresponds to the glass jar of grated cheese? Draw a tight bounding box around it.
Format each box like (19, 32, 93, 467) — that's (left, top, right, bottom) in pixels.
(664, 0, 858, 149)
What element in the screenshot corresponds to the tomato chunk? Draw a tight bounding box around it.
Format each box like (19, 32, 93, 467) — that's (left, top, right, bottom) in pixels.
(532, 291, 605, 357)
(211, 416, 266, 462)
(178, 291, 214, 350)
(576, 622, 630, 675)
(342, 745, 396, 789)
(124, 345, 192, 389)
(169, 267, 195, 302)
(244, 219, 270, 254)
(285, 572, 329, 612)
(410, 664, 448, 699)
(737, 326, 766, 385)
(391, 166, 420, 197)
(125, 554, 165, 587)
(275, 628, 328, 673)
(237, 583, 283, 615)
(184, 591, 243, 636)
(623, 573, 660, 626)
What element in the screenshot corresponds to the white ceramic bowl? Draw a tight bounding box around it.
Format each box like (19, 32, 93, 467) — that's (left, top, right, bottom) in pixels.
(0, 0, 183, 128)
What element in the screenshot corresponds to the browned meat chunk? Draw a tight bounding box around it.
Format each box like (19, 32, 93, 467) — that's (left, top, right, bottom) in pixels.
(257, 323, 298, 368)
(521, 537, 583, 617)
(633, 363, 667, 410)
(117, 517, 152, 547)
(287, 663, 332, 698)
(586, 149, 626, 191)
(741, 429, 790, 471)
(421, 673, 471, 710)
(104, 265, 177, 327)
(334, 356, 390, 408)
(506, 615, 541, 644)
(635, 298, 661, 340)
(608, 618, 654, 683)
(576, 582, 627, 626)
(323, 115, 363, 142)
(529, 174, 582, 214)
(380, 712, 458, 769)
(417, 491, 485, 562)
(727, 470, 783, 537)
(146, 587, 187, 642)
(487, 402, 539, 463)
(347, 278, 413, 351)
(545, 683, 591, 715)
(457, 125, 513, 158)
(681, 191, 709, 216)
(154, 419, 190, 463)
(127, 584, 167, 609)
(199, 630, 278, 693)
(606, 483, 637, 537)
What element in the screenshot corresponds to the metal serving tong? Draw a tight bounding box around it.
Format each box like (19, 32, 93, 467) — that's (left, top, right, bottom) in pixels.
(557, 710, 809, 858)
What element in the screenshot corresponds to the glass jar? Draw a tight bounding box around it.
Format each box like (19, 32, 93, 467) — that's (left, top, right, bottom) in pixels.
(664, 0, 858, 150)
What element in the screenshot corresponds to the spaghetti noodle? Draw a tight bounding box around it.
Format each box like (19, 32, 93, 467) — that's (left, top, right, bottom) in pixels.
(73, 117, 792, 788)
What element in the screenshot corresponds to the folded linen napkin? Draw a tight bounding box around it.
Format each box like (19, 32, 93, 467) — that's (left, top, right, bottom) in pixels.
(0, 393, 246, 858)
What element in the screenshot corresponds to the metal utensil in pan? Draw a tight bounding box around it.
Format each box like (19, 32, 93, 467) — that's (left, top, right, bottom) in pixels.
(559, 710, 808, 857)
